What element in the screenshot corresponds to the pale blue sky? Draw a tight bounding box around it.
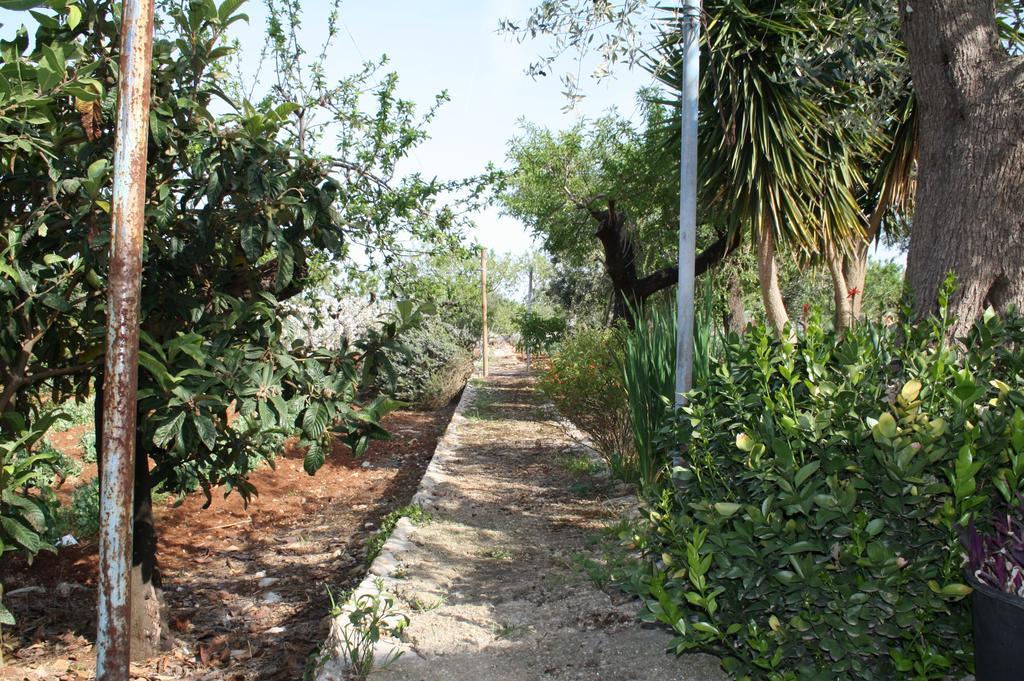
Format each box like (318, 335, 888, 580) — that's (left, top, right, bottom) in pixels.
(225, 0, 656, 256)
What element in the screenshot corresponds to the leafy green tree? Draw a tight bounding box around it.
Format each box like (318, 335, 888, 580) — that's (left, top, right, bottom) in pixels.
(503, 1, 915, 335)
(544, 260, 612, 328)
(393, 249, 529, 338)
(0, 0, 461, 653)
(501, 104, 735, 324)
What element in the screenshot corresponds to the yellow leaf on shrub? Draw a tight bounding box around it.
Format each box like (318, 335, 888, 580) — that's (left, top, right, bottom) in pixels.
(929, 580, 972, 599)
(899, 379, 922, 405)
(872, 412, 898, 441)
(991, 379, 1011, 396)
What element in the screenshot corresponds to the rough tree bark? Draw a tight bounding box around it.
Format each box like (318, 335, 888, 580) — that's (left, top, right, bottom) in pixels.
(826, 245, 855, 333)
(756, 227, 792, 339)
(586, 200, 736, 324)
(94, 372, 169, 660)
(900, 0, 1024, 335)
(725, 269, 747, 335)
(843, 240, 869, 321)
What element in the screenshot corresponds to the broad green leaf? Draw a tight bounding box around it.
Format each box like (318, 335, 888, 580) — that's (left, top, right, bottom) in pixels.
(303, 441, 324, 475)
(899, 379, 922, 404)
(0, 516, 42, 552)
(794, 460, 820, 487)
(713, 502, 742, 518)
(0, 0, 45, 10)
(872, 412, 897, 441)
(193, 415, 217, 450)
(0, 600, 15, 626)
(153, 411, 185, 448)
(86, 158, 109, 183)
(865, 518, 884, 536)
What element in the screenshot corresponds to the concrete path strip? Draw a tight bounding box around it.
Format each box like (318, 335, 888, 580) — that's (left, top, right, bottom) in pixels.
(316, 349, 725, 681)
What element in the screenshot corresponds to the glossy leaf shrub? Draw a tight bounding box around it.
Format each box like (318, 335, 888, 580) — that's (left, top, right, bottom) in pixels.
(623, 307, 1024, 679)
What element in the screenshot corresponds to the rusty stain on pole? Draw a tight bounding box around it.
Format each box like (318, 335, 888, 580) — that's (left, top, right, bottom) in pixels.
(97, 0, 155, 675)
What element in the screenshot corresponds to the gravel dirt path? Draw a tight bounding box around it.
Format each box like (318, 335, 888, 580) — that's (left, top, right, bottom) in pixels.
(318, 348, 724, 681)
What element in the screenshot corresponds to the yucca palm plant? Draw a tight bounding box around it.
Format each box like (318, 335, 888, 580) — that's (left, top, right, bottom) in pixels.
(648, 1, 868, 338)
(830, 89, 917, 327)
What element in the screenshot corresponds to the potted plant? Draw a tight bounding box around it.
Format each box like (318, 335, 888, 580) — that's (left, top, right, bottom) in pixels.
(960, 499, 1024, 681)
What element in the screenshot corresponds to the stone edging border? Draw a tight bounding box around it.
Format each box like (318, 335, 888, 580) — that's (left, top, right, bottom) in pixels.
(314, 379, 478, 680)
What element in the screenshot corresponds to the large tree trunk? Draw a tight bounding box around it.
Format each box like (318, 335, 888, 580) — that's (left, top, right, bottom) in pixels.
(900, 0, 1024, 335)
(825, 239, 869, 333)
(94, 373, 170, 660)
(756, 228, 791, 339)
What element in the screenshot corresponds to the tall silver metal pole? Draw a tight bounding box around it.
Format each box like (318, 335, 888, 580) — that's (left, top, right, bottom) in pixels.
(97, 0, 155, 675)
(674, 0, 701, 408)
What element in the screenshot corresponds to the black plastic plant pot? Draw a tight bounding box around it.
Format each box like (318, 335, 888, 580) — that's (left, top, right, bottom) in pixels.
(969, 573, 1024, 681)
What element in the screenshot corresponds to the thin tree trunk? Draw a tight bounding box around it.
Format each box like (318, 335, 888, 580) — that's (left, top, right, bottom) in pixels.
(900, 0, 1024, 335)
(756, 228, 791, 339)
(94, 373, 169, 660)
(843, 240, 869, 321)
(826, 245, 853, 333)
(725, 269, 746, 335)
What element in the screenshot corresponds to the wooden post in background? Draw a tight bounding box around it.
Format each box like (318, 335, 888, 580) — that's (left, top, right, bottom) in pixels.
(526, 264, 533, 372)
(481, 248, 489, 377)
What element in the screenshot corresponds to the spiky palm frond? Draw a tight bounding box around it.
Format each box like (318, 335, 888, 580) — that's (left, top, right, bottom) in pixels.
(863, 90, 917, 237)
(646, 0, 869, 257)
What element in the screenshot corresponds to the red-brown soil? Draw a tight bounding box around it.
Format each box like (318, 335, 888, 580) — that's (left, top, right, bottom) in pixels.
(0, 402, 457, 681)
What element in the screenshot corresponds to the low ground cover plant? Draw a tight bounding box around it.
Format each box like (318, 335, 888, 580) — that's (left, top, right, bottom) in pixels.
(617, 299, 1024, 679)
(366, 504, 431, 564)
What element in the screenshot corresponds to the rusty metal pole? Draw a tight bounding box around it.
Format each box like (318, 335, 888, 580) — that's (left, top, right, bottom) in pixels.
(97, 0, 156, 675)
(481, 248, 488, 377)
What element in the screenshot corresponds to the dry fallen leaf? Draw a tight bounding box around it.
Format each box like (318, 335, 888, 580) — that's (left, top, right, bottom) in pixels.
(170, 615, 192, 633)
